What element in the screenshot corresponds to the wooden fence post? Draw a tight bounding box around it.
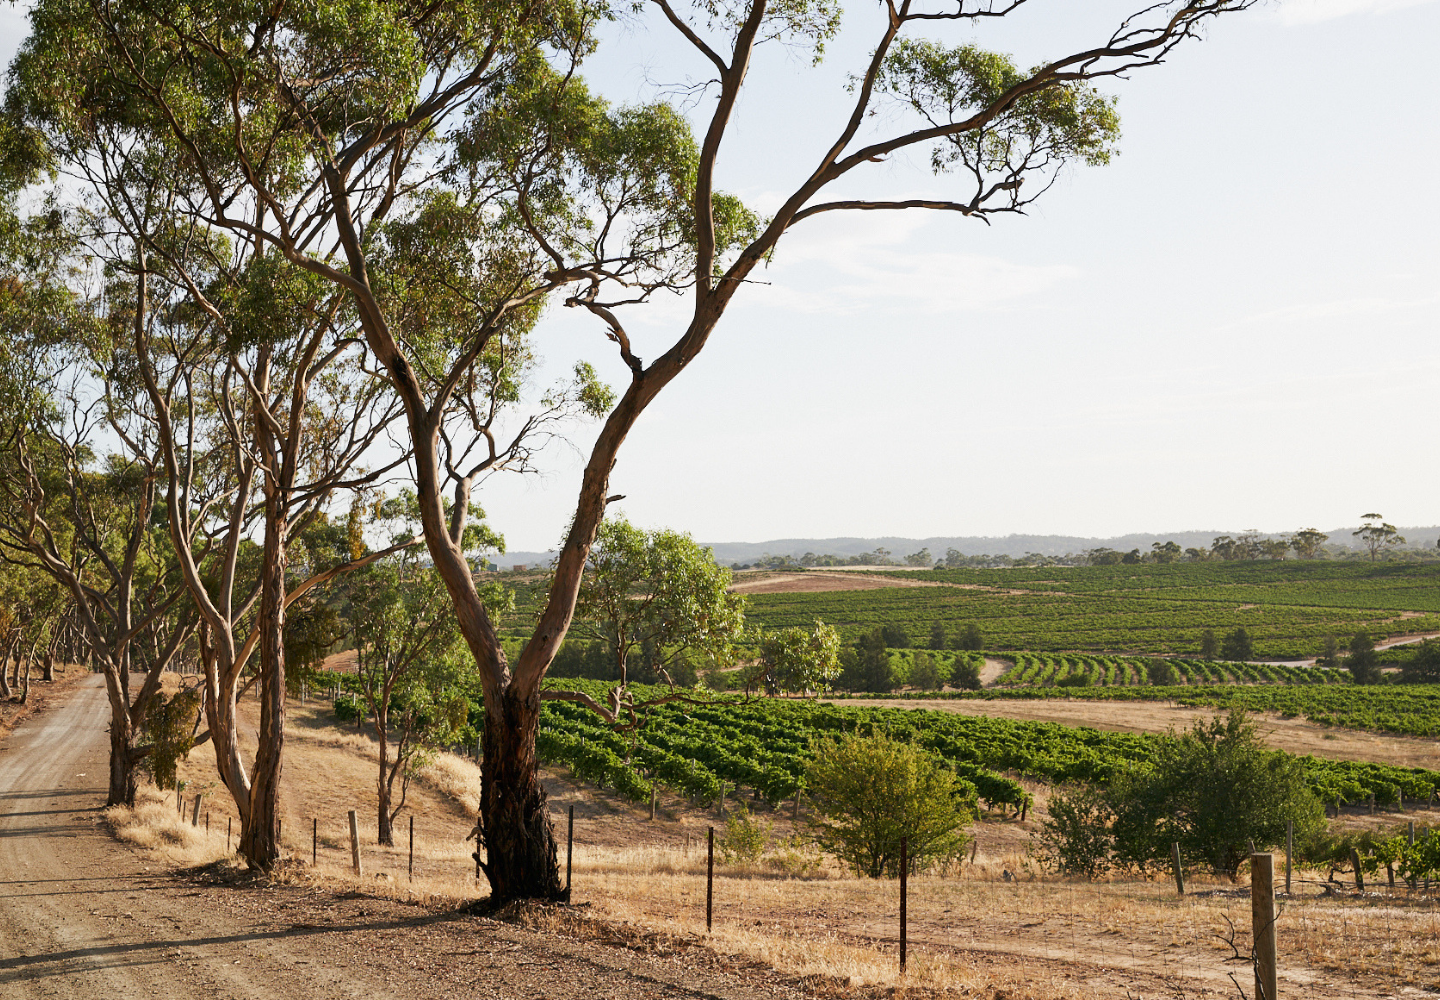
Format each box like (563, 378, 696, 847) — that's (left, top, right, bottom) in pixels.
(348, 809, 362, 877)
(567, 805, 574, 898)
(1350, 847, 1364, 892)
(205, 813, 210, 836)
(227, 817, 231, 852)
(313, 818, 318, 866)
(706, 826, 714, 933)
(650, 782, 656, 822)
(1251, 852, 1277, 1000)
(409, 815, 414, 882)
(793, 792, 801, 822)
(1171, 842, 1185, 895)
(899, 836, 908, 975)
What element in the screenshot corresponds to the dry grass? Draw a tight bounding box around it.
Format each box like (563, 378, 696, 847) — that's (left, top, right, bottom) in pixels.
(104, 785, 237, 867)
(131, 681, 1440, 998)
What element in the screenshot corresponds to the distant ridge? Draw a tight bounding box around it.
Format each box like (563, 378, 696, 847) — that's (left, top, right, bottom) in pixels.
(490, 526, 1440, 569)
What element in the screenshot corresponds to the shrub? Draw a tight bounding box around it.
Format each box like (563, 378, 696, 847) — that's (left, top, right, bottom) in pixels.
(718, 805, 769, 863)
(1145, 658, 1182, 686)
(1347, 632, 1382, 685)
(1401, 638, 1440, 684)
(949, 655, 982, 690)
(805, 731, 973, 877)
(1038, 783, 1114, 877)
(334, 693, 365, 722)
(910, 652, 941, 691)
(1220, 627, 1253, 662)
(1038, 710, 1324, 880)
(142, 688, 202, 790)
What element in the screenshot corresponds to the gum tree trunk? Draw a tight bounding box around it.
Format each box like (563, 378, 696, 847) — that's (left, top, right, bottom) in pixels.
(240, 476, 288, 869)
(479, 685, 562, 901)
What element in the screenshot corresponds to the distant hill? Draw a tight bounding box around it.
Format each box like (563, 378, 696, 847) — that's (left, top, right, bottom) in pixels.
(489, 526, 1440, 569)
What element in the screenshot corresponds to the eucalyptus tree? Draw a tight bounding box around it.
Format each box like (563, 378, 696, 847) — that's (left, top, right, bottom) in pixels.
(348, 546, 507, 847)
(568, 515, 745, 703)
(0, 202, 200, 803)
(7, 0, 1255, 896)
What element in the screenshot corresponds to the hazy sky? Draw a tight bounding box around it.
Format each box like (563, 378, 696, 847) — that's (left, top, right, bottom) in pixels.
(5, 2, 1437, 551)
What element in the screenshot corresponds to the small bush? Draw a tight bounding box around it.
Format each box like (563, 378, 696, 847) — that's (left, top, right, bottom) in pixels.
(1145, 658, 1182, 686)
(718, 805, 769, 864)
(1037, 783, 1114, 877)
(334, 693, 365, 722)
(949, 655, 982, 690)
(806, 731, 973, 877)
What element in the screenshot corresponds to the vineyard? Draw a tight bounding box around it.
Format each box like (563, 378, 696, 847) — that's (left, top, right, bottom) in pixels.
(741, 560, 1440, 658)
(992, 652, 1346, 687)
(518, 680, 1440, 815)
(843, 681, 1440, 739)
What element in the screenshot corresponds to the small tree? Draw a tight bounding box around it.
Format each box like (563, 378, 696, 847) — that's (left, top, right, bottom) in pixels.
(1198, 629, 1220, 660)
(1400, 639, 1440, 684)
(806, 731, 974, 877)
(1346, 632, 1382, 685)
(1219, 627, 1253, 662)
(880, 624, 912, 649)
(1146, 658, 1182, 686)
(1038, 783, 1115, 878)
(1354, 514, 1405, 561)
(752, 620, 841, 696)
(951, 623, 984, 652)
(571, 516, 746, 691)
(927, 621, 947, 651)
(949, 655, 982, 691)
(1044, 711, 1324, 879)
(909, 651, 941, 691)
(1315, 636, 1342, 669)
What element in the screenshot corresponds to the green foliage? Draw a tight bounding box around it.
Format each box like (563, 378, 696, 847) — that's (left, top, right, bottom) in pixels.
(1219, 627, 1253, 662)
(805, 731, 973, 878)
(1037, 783, 1114, 878)
(742, 560, 1440, 659)
(142, 688, 201, 791)
(1347, 632, 1382, 685)
(753, 619, 840, 694)
(1400, 639, 1440, 684)
(718, 805, 769, 864)
(571, 514, 746, 687)
(878, 39, 1120, 181)
(1145, 658, 1181, 686)
(909, 651, 941, 691)
(1047, 711, 1325, 878)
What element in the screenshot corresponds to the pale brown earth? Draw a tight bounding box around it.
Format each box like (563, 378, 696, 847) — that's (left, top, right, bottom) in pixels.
(11, 676, 1440, 1000)
(0, 677, 839, 1000)
(728, 571, 938, 594)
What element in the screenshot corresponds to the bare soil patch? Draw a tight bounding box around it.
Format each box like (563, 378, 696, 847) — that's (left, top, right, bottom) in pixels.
(729, 572, 931, 594)
(0, 663, 91, 741)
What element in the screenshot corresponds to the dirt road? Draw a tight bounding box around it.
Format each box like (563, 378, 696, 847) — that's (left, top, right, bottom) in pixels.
(0, 678, 805, 1000)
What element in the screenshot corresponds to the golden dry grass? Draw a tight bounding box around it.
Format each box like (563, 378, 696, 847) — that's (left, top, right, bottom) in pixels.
(120, 680, 1440, 998)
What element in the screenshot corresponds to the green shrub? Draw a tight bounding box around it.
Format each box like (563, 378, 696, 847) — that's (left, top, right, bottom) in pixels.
(1038, 783, 1114, 877)
(805, 731, 973, 877)
(718, 805, 769, 863)
(1145, 658, 1182, 686)
(334, 693, 365, 722)
(1039, 710, 1324, 879)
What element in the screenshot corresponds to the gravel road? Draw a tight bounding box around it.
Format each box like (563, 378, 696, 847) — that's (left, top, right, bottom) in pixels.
(0, 678, 809, 1000)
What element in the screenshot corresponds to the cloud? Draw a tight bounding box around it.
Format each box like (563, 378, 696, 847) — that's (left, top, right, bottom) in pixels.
(747, 213, 1078, 315)
(1273, 0, 1436, 25)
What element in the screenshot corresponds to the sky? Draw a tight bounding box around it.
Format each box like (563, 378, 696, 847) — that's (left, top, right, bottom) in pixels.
(4, 1, 1438, 552)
